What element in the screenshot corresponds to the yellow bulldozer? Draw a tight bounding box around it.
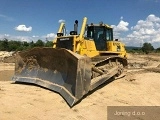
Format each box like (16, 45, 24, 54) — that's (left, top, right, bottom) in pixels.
(12, 17, 127, 106)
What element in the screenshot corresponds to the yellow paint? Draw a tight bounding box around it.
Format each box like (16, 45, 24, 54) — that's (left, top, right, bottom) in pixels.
(53, 17, 127, 58)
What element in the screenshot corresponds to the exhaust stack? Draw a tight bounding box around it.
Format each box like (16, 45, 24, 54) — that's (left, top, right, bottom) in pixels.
(74, 20, 78, 34)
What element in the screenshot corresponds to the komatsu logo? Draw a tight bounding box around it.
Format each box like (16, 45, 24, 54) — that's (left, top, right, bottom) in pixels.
(60, 38, 70, 41)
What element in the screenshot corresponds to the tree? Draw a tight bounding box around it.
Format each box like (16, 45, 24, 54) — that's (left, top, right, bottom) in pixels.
(141, 42, 154, 54)
(23, 41, 29, 47)
(35, 39, 44, 47)
(156, 47, 160, 52)
(29, 41, 35, 48)
(8, 41, 22, 51)
(0, 38, 9, 51)
(45, 40, 53, 47)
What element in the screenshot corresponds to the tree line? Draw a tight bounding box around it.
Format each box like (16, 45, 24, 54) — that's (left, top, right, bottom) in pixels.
(127, 42, 160, 54)
(0, 38, 160, 54)
(0, 38, 53, 51)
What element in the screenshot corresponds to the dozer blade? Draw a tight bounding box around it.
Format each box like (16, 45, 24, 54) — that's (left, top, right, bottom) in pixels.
(12, 47, 92, 106)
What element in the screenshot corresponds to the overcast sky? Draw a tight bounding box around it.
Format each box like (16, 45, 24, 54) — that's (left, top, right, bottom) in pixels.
(0, 0, 160, 48)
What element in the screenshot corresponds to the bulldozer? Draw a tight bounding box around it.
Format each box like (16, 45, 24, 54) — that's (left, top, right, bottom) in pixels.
(12, 17, 127, 107)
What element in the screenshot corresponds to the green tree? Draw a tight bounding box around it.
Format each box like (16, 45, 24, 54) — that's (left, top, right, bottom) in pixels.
(45, 40, 53, 47)
(0, 41, 3, 51)
(23, 41, 29, 47)
(141, 42, 154, 54)
(156, 47, 160, 52)
(29, 41, 35, 48)
(35, 39, 44, 47)
(8, 41, 22, 51)
(0, 38, 9, 51)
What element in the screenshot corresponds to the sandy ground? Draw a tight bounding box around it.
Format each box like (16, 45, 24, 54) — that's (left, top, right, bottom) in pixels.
(0, 54, 160, 120)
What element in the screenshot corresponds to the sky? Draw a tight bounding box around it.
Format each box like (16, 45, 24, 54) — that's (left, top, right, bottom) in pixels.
(0, 0, 160, 48)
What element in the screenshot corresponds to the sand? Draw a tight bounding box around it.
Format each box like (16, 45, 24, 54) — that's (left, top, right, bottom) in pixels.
(0, 53, 160, 120)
